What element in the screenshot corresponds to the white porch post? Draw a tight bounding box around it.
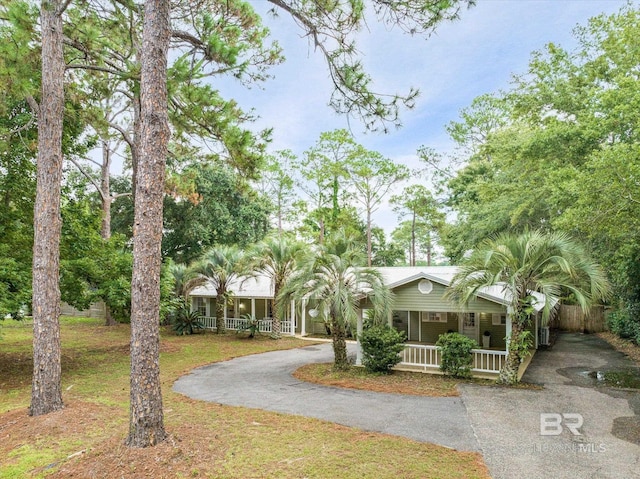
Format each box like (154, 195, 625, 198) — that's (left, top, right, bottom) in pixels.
(301, 299, 307, 336)
(290, 300, 296, 336)
(407, 312, 411, 341)
(205, 298, 211, 317)
(251, 298, 256, 319)
(506, 306, 513, 352)
(417, 311, 421, 342)
(356, 307, 363, 366)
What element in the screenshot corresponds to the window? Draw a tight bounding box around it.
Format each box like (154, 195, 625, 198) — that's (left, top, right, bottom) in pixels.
(417, 279, 433, 294)
(463, 312, 476, 328)
(492, 313, 507, 326)
(421, 311, 447, 323)
(195, 297, 207, 317)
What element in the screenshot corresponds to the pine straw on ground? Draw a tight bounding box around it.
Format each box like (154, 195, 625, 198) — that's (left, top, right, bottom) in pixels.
(598, 331, 640, 365)
(0, 318, 490, 479)
(293, 363, 496, 397)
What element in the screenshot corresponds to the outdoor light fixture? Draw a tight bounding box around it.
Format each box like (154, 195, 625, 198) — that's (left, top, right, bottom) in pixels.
(308, 308, 319, 318)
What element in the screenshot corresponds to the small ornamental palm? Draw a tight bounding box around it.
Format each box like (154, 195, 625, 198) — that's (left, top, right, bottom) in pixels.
(246, 235, 307, 339)
(284, 235, 392, 370)
(193, 245, 245, 334)
(446, 230, 609, 384)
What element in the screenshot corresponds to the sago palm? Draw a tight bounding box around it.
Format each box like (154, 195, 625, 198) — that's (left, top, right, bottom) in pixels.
(446, 230, 609, 384)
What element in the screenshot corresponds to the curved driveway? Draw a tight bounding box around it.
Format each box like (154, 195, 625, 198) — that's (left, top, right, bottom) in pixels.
(174, 334, 640, 478)
(173, 342, 479, 451)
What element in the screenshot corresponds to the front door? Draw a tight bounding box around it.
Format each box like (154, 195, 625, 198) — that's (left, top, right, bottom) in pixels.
(460, 312, 477, 342)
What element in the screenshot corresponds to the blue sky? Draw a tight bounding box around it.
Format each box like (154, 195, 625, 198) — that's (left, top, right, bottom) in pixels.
(224, 1, 629, 234)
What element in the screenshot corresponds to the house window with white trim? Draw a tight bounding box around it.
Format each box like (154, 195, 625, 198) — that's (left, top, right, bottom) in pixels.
(492, 313, 507, 326)
(421, 311, 447, 323)
(195, 297, 207, 317)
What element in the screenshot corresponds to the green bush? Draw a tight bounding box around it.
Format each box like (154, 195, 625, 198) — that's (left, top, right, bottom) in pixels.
(436, 332, 478, 378)
(607, 309, 640, 342)
(359, 325, 406, 373)
(171, 300, 205, 335)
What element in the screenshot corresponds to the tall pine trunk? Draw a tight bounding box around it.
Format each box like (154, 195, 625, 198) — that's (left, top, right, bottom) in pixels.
(30, 0, 65, 417)
(127, 0, 170, 448)
(100, 140, 117, 327)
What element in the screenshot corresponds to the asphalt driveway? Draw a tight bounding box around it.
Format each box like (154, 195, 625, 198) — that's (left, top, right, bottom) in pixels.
(461, 332, 640, 479)
(174, 333, 640, 478)
(173, 341, 479, 451)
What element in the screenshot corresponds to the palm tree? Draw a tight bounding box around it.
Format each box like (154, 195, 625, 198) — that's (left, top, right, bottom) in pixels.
(284, 235, 392, 370)
(193, 245, 244, 334)
(246, 235, 308, 339)
(169, 261, 205, 299)
(446, 230, 609, 385)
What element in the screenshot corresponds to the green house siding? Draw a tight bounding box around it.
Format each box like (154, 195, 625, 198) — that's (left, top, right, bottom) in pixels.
(420, 314, 458, 344)
(479, 312, 507, 349)
(389, 280, 506, 314)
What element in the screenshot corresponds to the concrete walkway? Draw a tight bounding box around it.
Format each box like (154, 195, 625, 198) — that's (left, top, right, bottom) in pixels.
(173, 342, 479, 451)
(460, 333, 640, 479)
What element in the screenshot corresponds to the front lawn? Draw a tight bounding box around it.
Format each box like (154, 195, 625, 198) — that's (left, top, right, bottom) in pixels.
(0, 317, 489, 479)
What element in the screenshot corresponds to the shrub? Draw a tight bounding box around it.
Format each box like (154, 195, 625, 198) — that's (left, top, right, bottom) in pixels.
(172, 300, 205, 335)
(436, 332, 478, 378)
(359, 325, 406, 373)
(607, 309, 640, 342)
(237, 315, 261, 338)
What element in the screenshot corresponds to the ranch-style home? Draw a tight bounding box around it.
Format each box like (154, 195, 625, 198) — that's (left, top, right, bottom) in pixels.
(190, 266, 550, 378)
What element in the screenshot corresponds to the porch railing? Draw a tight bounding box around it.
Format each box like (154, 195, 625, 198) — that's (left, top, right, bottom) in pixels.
(200, 316, 294, 335)
(398, 344, 507, 374)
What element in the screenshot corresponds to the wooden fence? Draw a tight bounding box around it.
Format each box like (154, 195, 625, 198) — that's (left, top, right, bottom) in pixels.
(552, 305, 606, 333)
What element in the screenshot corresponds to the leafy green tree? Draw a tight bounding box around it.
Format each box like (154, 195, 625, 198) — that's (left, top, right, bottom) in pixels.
(246, 235, 307, 339)
(347, 148, 409, 265)
(390, 185, 444, 265)
(255, 150, 297, 233)
(370, 227, 404, 267)
(283, 235, 392, 370)
(193, 245, 246, 334)
(295, 129, 356, 244)
(446, 230, 609, 385)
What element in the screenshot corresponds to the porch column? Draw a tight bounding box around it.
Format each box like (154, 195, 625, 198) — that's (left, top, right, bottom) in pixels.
(417, 311, 421, 342)
(356, 307, 363, 366)
(205, 298, 211, 317)
(505, 307, 513, 352)
(251, 298, 256, 319)
(301, 299, 307, 336)
(290, 300, 296, 336)
(407, 311, 411, 341)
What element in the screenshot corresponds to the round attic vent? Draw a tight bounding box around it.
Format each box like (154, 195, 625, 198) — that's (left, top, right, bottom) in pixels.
(418, 279, 433, 294)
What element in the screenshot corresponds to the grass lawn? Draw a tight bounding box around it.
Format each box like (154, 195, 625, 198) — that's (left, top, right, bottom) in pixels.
(0, 317, 489, 479)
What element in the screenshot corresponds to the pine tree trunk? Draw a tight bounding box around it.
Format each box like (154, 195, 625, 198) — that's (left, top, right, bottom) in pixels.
(100, 140, 112, 240)
(331, 317, 349, 371)
(366, 209, 372, 267)
(498, 322, 524, 385)
(126, 0, 170, 448)
(100, 141, 118, 327)
(411, 211, 416, 266)
(30, 0, 65, 417)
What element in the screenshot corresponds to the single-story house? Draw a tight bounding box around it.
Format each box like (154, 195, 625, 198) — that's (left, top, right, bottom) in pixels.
(190, 266, 551, 378)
